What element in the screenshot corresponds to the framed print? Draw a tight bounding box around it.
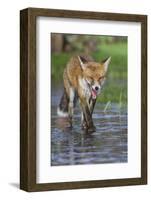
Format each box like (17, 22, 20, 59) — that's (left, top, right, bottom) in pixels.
(20, 8, 147, 191)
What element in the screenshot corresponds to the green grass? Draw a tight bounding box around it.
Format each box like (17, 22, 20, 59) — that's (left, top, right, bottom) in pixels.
(99, 80, 127, 105)
(51, 53, 72, 82)
(51, 41, 127, 105)
(93, 42, 127, 79)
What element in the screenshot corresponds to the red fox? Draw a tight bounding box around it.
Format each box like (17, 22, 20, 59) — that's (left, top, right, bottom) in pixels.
(57, 55, 111, 133)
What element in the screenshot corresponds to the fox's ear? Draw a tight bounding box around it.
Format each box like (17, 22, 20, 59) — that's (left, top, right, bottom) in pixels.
(102, 57, 111, 73)
(78, 56, 87, 70)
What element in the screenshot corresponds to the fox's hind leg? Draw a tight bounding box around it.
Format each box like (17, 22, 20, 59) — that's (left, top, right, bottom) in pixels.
(58, 69, 77, 128)
(68, 87, 76, 123)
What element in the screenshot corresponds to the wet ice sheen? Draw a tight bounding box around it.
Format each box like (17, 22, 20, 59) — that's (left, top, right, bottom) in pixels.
(51, 102, 127, 166)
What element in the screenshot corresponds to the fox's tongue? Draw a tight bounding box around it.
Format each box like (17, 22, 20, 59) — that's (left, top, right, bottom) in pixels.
(91, 89, 97, 99)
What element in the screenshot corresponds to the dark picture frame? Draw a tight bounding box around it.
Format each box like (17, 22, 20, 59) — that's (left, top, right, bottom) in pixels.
(20, 7, 147, 192)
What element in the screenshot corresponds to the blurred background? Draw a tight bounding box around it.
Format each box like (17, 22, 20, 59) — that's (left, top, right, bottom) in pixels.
(51, 33, 127, 107)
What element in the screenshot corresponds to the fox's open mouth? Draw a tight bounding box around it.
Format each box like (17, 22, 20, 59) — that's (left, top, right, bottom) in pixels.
(91, 88, 97, 99)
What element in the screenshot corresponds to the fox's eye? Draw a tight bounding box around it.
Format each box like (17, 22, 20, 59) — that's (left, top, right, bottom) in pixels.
(98, 76, 105, 81)
(86, 77, 93, 84)
(88, 77, 93, 81)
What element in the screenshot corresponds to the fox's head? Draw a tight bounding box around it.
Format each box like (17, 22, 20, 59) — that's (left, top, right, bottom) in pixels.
(78, 56, 111, 99)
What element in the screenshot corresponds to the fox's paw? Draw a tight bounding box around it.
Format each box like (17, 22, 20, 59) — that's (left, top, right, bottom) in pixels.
(87, 125, 96, 133)
(82, 123, 96, 133)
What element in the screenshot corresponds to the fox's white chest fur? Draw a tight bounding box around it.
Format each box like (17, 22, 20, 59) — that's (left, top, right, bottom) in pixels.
(78, 77, 91, 98)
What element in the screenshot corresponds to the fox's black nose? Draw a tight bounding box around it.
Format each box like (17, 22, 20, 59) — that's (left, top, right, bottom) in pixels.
(95, 86, 99, 91)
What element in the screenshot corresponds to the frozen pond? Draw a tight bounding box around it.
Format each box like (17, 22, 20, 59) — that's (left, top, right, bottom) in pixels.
(51, 86, 127, 166)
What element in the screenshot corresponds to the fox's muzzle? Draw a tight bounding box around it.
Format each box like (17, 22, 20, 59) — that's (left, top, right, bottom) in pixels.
(91, 85, 101, 99)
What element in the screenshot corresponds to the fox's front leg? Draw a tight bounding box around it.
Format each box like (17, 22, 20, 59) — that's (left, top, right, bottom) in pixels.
(89, 98, 96, 115)
(80, 99, 96, 133)
(81, 98, 96, 129)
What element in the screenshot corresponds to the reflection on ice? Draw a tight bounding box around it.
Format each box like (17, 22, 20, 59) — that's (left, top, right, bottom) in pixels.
(51, 102, 127, 166)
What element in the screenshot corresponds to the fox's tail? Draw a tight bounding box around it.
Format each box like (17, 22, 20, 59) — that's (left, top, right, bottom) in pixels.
(57, 89, 69, 117)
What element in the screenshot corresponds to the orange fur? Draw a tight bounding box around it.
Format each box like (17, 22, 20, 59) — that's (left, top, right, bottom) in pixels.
(58, 55, 111, 133)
